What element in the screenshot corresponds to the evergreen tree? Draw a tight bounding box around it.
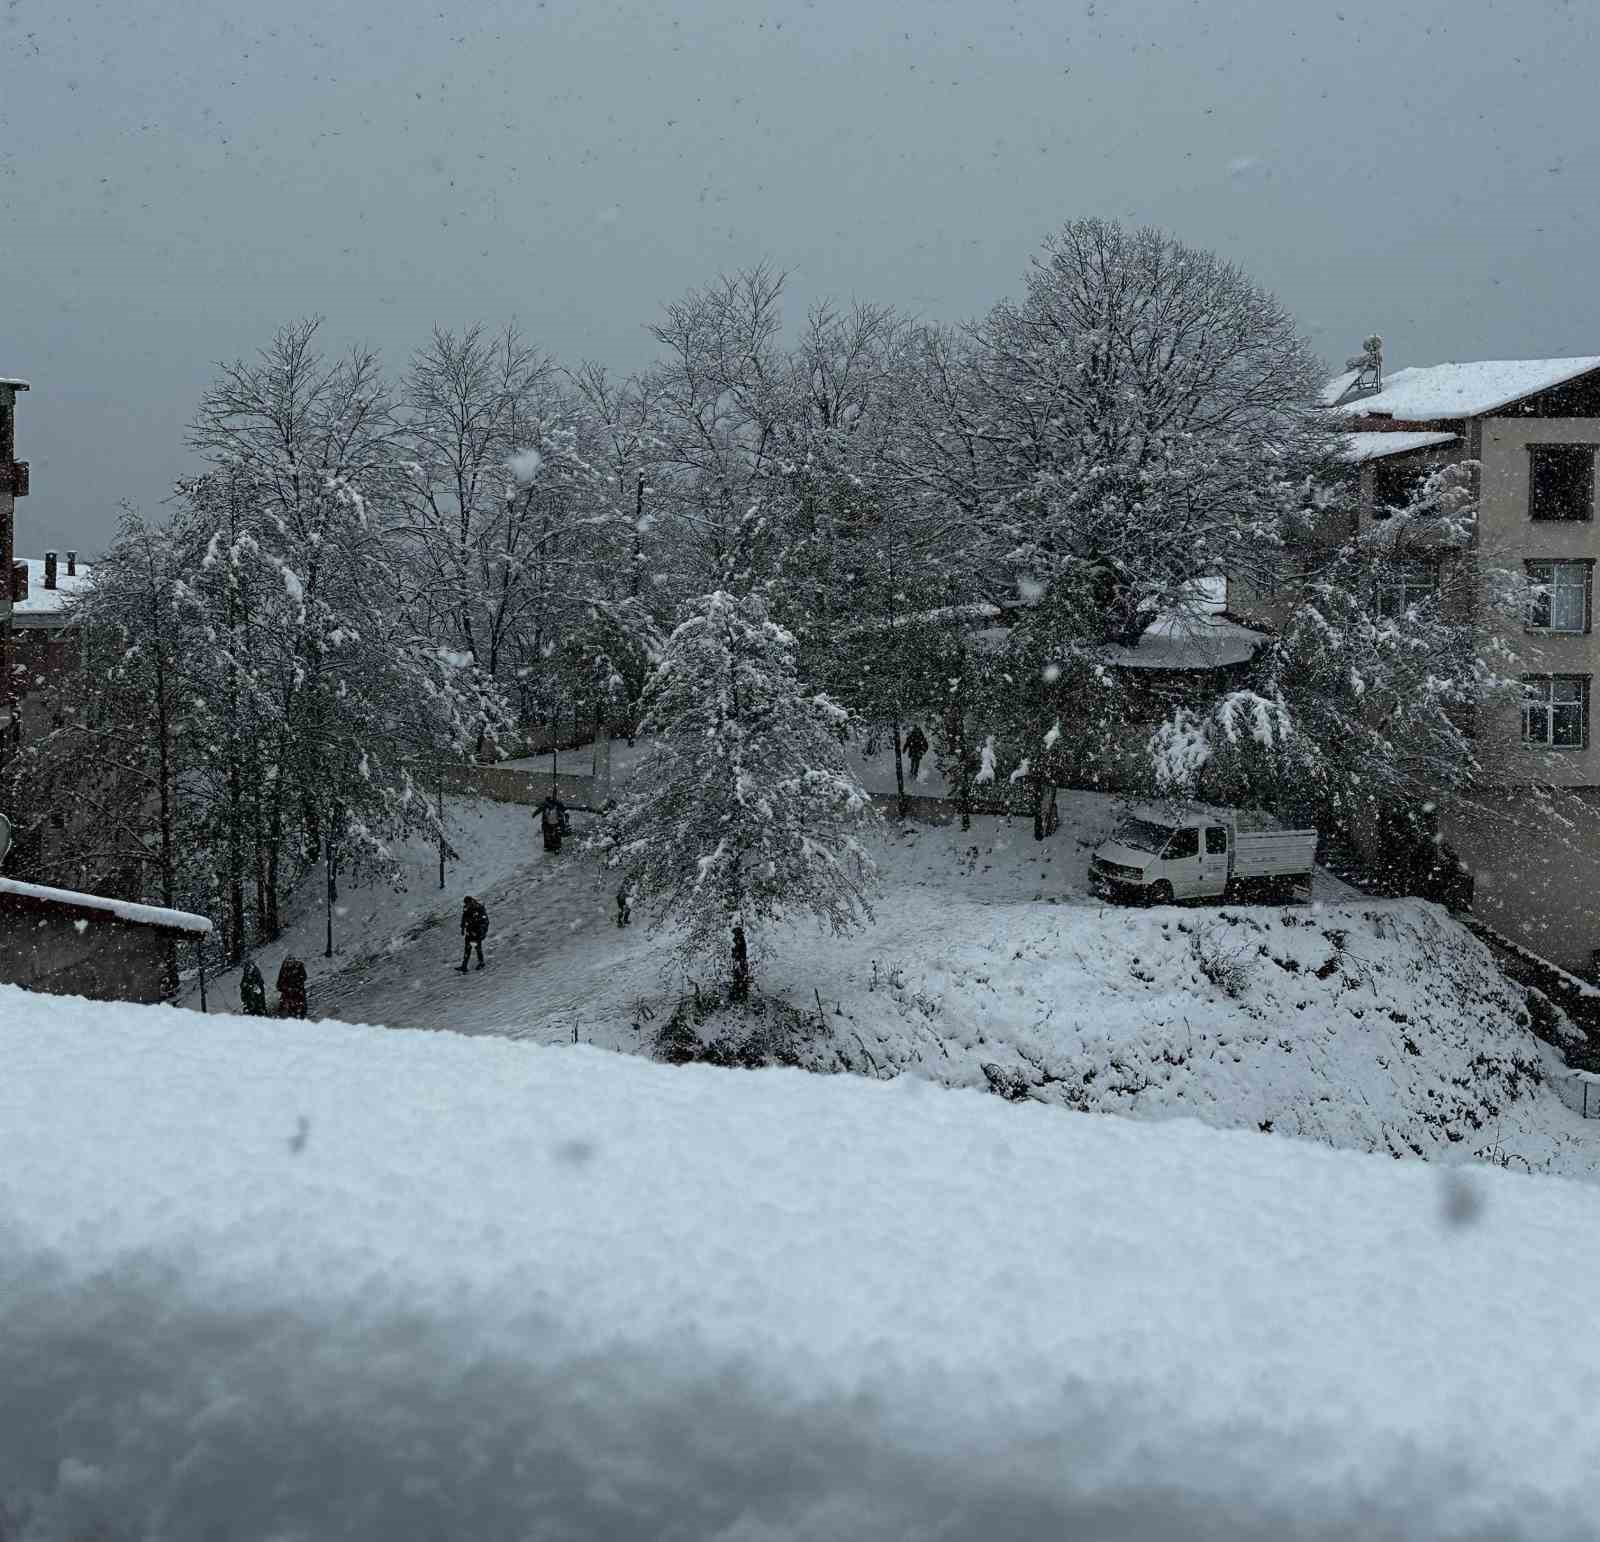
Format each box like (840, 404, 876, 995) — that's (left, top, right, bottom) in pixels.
(588, 590, 876, 1000)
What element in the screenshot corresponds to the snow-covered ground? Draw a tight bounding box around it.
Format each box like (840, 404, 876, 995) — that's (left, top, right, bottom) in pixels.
(182, 796, 540, 1014)
(5, 988, 1600, 1540)
(235, 784, 1598, 1181)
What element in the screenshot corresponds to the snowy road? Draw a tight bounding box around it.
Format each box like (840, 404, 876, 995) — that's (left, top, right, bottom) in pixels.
(310, 822, 670, 1044)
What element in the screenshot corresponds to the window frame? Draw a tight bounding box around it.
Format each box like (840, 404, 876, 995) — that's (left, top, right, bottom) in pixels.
(1374, 557, 1439, 619)
(1525, 559, 1593, 635)
(1527, 443, 1595, 524)
(1521, 674, 1590, 751)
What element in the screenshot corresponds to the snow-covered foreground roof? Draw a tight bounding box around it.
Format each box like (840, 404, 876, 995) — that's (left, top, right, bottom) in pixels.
(0, 876, 211, 934)
(12, 555, 92, 617)
(1337, 357, 1600, 421)
(5, 986, 1600, 1539)
(0, 376, 28, 390)
(1341, 429, 1460, 463)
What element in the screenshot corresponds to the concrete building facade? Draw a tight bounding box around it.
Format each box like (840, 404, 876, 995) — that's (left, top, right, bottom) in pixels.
(1230, 350, 1600, 977)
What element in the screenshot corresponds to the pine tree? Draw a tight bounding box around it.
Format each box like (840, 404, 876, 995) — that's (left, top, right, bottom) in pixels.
(588, 590, 876, 1000)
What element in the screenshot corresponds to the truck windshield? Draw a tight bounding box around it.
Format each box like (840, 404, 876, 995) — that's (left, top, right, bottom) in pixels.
(1112, 817, 1175, 854)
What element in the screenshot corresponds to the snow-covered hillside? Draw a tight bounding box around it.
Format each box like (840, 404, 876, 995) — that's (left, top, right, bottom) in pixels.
(234, 788, 1598, 1181)
(4, 990, 1600, 1540)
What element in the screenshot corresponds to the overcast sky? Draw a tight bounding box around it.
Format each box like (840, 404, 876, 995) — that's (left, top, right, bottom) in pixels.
(5, 0, 1598, 553)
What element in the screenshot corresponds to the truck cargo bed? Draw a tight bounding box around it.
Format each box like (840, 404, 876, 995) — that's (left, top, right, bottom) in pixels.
(1232, 830, 1318, 879)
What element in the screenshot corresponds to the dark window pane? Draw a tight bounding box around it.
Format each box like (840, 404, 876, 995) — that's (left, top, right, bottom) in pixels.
(1522, 676, 1588, 748)
(1166, 827, 1198, 858)
(1529, 445, 1594, 522)
(1205, 827, 1227, 855)
(1373, 461, 1424, 515)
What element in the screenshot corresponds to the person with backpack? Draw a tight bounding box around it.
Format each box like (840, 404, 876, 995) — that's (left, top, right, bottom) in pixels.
(458, 895, 489, 972)
(276, 956, 308, 1019)
(538, 792, 569, 854)
(239, 960, 268, 1017)
(905, 723, 929, 782)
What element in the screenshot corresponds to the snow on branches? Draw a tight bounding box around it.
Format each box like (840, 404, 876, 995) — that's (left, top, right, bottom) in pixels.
(587, 590, 876, 999)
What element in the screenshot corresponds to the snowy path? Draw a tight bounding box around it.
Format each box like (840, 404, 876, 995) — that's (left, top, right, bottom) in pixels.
(311, 823, 669, 1044)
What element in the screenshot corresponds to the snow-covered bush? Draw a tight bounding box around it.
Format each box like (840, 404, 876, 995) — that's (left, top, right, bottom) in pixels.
(1191, 925, 1255, 999)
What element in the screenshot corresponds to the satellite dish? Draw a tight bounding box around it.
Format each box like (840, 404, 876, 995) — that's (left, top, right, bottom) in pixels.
(0, 813, 10, 869)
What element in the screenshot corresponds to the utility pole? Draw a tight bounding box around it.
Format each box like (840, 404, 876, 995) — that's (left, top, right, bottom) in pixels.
(0, 377, 30, 768)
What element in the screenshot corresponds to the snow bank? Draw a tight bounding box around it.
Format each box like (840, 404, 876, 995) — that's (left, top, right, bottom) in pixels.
(5, 986, 1600, 1540)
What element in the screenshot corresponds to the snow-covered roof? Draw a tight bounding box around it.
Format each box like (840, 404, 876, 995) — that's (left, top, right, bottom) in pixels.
(0, 377, 29, 390)
(0, 877, 212, 935)
(968, 576, 1262, 670)
(1102, 611, 1266, 671)
(1105, 578, 1264, 671)
(1336, 357, 1600, 421)
(1340, 430, 1460, 464)
(13, 556, 92, 618)
(1319, 367, 1361, 407)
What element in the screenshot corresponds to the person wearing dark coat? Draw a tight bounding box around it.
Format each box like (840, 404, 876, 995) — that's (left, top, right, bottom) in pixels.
(276, 956, 308, 1019)
(616, 884, 632, 928)
(458, 895, 489, 972)
(538, 793, 569, 854)
(239, 960, 268, 1017)
(904, 724, 929, 782)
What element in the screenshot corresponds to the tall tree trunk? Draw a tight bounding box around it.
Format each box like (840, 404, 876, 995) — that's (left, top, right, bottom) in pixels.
(892, 719, 907, 819)
(227, 751, 245, 962)
(150, 604, 176, 909)
(263, 738, 285, 940)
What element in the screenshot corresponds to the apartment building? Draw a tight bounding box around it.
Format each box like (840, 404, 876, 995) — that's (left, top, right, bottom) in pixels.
(1232, 347, 1600, 976)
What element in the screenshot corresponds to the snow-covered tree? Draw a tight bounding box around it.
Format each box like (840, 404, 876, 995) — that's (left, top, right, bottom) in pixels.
(1150, 460, 1530, 889)
(970, 218, 1337, 643)
(588, 590, 876, 1001)
(641, 267, 791, 593)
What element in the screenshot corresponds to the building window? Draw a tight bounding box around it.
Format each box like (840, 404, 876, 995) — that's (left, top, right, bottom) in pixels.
(1375, 559, 1437, 618)
(1372, 460, 1426, 517)
(1526, 560, 1591, 633)
(1522, 675, 1588, 749)
(1528, 444, 1595, 522)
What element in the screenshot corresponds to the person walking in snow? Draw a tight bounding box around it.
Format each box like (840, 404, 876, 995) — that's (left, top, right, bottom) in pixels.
(239, 960, 268, 1016)
(616, 883, 632, 928)
(905, 723, 929, 782)
(458, 895, 489, 972)
(538, 792, 569, 854)
(276, 956, 308, 1019)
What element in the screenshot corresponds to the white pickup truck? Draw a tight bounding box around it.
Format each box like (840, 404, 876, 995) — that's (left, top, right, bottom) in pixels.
(1089, 806, 1318, 906)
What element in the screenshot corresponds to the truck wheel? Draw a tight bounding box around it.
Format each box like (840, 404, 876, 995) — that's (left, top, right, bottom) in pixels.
(1148, 881, 1174, 907)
